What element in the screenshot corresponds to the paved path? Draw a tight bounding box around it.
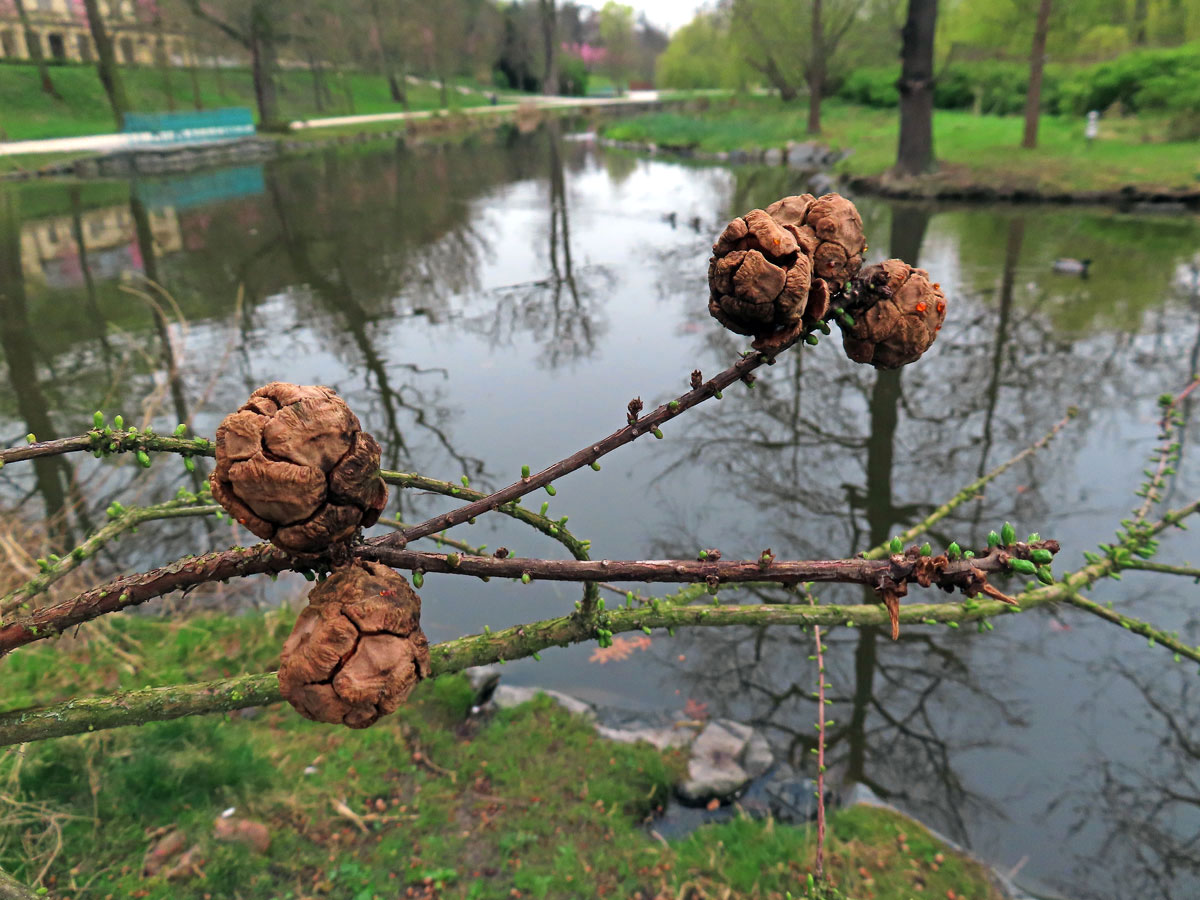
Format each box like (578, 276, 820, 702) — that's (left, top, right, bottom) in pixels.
(0, 92, 664, 157)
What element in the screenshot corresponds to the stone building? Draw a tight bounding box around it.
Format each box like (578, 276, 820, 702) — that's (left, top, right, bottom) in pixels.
(0, 0, 190, 67)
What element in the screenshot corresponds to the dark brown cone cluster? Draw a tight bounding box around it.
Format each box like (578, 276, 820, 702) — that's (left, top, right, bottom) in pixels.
(707, 192, 867, 350)
(210, 382, 388, 554)
(838, 260, 947, 369)
(277, 561, 431, 728)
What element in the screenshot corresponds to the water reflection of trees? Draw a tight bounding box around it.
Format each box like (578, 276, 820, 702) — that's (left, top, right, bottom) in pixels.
(0, 131, 573, 562)
(463, 122, 611, 369)
(1068, 662, 1200, 899)
(653, 193, 1200, 896)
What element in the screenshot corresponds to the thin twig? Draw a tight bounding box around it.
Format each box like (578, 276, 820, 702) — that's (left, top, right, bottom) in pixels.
(1123, 560, 1200, 580)
(389, 341, 802, 548)
(1134, 378, 1198, 524)
(808, 587, 827, 880)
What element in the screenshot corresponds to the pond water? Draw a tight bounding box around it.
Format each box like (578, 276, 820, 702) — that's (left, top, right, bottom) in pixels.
(1, 125, 1199, 899)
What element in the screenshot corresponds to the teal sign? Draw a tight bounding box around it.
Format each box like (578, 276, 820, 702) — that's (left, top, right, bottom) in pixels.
(120, 108, 256, 145)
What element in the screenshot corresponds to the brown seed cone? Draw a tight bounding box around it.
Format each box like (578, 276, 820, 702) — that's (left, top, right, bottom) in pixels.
(838, 259, 947, 369)
(708, 193, 866, 347)
(277, 561, 431, 728)
(209, 382, 388, 554)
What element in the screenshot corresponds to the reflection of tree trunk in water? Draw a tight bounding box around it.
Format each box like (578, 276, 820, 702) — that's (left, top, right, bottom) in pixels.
(69, 187, 113, 374)
(129, 196, 207, 491)
(546, 123, 589, 354)
(263, 169, 408, 470)
(974, 218, 1023, 486)
(0, 194, 75, 547)
(845, 205, 931, 786)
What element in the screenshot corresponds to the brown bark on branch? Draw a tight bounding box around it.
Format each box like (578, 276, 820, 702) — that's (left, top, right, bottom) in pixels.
(0, 538, 1052, 656)
(360, 543, 1053, 591)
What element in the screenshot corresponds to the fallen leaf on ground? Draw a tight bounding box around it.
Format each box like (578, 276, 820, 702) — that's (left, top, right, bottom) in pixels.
(213, 817, 271, 854)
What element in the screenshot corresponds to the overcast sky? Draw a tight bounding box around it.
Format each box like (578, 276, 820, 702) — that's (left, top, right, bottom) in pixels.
(589, 0, 704, 33)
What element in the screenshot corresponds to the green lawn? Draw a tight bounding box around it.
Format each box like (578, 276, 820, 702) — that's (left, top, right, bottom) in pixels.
(602, 95, 1200, 194)
(0, 611, 1005, 900)
(0, 61, 496, 142)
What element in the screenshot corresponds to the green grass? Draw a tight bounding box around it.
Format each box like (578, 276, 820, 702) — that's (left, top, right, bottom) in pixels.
(602, 95, 1200, 193)
(0, 613, 1003, 899)
(0, 61, 497, 142)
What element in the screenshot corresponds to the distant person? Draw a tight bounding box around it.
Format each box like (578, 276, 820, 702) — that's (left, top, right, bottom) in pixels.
(1086, 110, 1100, 146)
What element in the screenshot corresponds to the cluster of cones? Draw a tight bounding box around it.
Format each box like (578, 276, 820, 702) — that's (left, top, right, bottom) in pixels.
(707, 192, 946, 368)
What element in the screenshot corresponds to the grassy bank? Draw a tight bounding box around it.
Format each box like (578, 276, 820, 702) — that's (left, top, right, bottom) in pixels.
(0, 62, 499, 142)
(602, 96, 1200, 194)
(0, 611, 1004, 900)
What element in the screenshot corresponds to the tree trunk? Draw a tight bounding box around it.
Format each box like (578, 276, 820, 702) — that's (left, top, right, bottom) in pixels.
(82, 0, 129, 128)
(339, 70, 356, 113)
(187, 40, 203, 110)
(754, 53, 798, 102)
(308, 52, 325, 112)
(807, 0, 824, 134)
(387, 72, 407, 106)
(13, 0, 60, 99)
(249, 21, 280, 129)
(1131, 0, 1149, 44)
(213, 52, 226, 98)
(368, 0, 406, 105)
(155, 18, 177, 112)
(1022, 0, 1052, 149)
(539, 0, 559, 96)
(895, 0, 938, 175)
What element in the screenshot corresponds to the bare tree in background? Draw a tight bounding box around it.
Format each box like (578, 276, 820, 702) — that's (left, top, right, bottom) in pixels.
(895, 0, 938, 174)
(82, 0, 130, 127)
(1022, 0, 1052, 148)
(13, 0, 60, 99)
(538, 0, 559, 94)
(732, 0, 864, 133)
(182, 0, 283, 128)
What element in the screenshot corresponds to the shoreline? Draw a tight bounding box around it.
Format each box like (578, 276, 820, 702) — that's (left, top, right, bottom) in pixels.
(595, 134, 1200, 211)
(0, 95, 679, 183)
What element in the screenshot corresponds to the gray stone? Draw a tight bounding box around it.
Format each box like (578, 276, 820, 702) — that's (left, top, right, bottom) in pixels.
(491, 685, 595, 720)
(716, 718, 752, 744)
(675, 721, 752, 804)
(464, 665, 501, 708)
(763, 147, 783, 166)
(808, 172, 838, 197)
(786, 140, 835, 169)
(595, 724, 694, 751)
(742, 729, 774, 779)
